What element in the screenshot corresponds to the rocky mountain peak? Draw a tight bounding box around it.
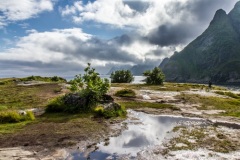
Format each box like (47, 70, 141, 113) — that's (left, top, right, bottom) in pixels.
(210, 9, 227, 25)
(159, 1, 240, 84)
(233, 1, 240, 9)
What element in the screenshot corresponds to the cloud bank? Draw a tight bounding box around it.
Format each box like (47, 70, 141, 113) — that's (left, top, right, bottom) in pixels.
(0, 0, 239, 77)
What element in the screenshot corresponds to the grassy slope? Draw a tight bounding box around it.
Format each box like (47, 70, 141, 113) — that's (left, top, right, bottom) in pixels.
(0, 83, 62, 111)
(176, 93, 240, 117)
(0, 80, 239, 150)
(0, 82, 110, 149)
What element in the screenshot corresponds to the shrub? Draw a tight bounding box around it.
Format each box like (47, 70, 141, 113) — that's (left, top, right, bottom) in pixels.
(47, 63, 110, 113)
(0, 110, 35, 123)
(93, 105, 127, 119)
(46, 97, 66, 113)
(110, 70, 134, 83)
(69, 63, 110, 110)
(20, 76, 67, 83)
(115, 89, 136, 98)
(143, 67, 165, 85)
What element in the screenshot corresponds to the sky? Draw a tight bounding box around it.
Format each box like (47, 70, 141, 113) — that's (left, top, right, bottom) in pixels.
(0, 0, 239, 77)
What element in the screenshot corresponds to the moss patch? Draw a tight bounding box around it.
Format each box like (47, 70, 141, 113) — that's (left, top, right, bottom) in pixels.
(111, 83, 225, 92)
(165, 126, 238, 154)
(0, 83, 64, 111)
(114, 89, 136, 98)
(118, 101, 179, 110)
(176, 93, 240, 117)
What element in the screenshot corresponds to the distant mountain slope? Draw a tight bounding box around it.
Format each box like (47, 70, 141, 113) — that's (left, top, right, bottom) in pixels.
(130, 64, 155, 75)
(160, 2, 240, 84)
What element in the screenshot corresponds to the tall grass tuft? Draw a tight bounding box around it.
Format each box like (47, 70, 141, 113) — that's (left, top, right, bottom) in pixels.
(115, 89, 136, 98)
(0, 110, 35, 123)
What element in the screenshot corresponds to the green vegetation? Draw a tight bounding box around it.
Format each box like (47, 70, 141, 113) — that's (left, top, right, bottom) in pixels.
(0, 76, 66, 85)
(110, 70, 134, 83)
(215, 91, 240, 99)
(161, 6, 240, 83)
(0, 83, 62, 111)
(143, 67, 165, 85)
(0, 121, 32, 134)
(46, 63, 126, 119)
(45, 96, 66, 113)
(111, 82, 224, 92)
(119, 101, 179, 110)
(55, 63, 111, 111)
(176, 93, 240, 117)
(115, 89, 136, 98)
(20, 75, 67, 83)
(167, 127, 237, 153)
(0, 110, 35, 123)
(0, 112, 109, 148)
(94, 105, 127, 119)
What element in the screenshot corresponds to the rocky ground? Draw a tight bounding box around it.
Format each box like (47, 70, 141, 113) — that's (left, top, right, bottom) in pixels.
(1, 83, 240, 159)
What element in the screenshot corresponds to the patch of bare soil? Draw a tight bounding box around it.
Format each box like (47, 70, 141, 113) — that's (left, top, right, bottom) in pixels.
(0, 116, 125, 159)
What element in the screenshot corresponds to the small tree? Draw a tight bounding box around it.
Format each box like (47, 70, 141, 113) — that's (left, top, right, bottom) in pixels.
(110, 70, 134, 83)
(143, 67, 165, 85)
(69, 63, 110, 109)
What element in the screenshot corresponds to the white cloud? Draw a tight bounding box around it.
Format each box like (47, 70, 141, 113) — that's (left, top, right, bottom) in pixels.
(0, 28, 91, 64)
(61, 0, 192, 34)
(0, 27, 167, 76)
(61, 0, 238, 36)
(121, 40, 159, 61)
(0, 0, 54, 26)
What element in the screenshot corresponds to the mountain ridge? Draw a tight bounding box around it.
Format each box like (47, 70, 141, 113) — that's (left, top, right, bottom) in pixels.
(160, 1, 240, 84)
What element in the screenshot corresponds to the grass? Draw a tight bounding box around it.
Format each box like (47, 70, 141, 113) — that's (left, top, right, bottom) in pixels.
(0, 121, 33, 134)
(114, 89, 136, 98)
(118, 101, 180, 110)
(0, 112, 110, 149)
(111, 82, 225, 92)
(176, 93, 240, 117)
(167, 127, 238, 153)
(0, 83, 63, 111)
(94, 105, 127, 119)
(215, 91, 240, 99)
(0, 110, 35, 123)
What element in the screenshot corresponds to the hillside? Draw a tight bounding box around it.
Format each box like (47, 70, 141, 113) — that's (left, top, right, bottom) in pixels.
(160, 2, 240, 84)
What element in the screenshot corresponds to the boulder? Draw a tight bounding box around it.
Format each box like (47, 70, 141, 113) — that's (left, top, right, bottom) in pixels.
(103, 102, 121, 111)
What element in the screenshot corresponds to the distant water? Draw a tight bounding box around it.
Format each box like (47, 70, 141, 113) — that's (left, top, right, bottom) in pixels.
(63, 76, 240, 91)
(64, 75, 146, 84)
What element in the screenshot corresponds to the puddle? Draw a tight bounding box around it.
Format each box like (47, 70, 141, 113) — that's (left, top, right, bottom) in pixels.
(68, 110, 210, 160)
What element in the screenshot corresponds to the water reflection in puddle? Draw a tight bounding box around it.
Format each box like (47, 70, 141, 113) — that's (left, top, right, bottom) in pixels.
(69, 110, 210, 160)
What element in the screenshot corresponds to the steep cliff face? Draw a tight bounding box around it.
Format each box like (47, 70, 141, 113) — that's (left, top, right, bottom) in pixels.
(160, 2, 240, 84)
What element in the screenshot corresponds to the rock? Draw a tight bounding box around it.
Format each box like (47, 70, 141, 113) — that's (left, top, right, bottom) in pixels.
(142, 94, 151, 100)
(19, 110, 27, 115)
(103, 102, 121, 111)
(100, 94, 114, 103)
(63, 93, 87, 108)
(160, 1, 240, 84)
(0, 147, 35, 160)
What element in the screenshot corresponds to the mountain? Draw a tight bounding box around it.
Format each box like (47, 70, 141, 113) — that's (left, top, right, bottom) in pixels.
(130, 64, 155, 75)
(160, 2, 240, 84)
(107, 64, 155, 75)
(106, 66, 130, 75)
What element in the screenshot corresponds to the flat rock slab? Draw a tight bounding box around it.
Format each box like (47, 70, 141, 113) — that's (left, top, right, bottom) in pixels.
(0, 147, 36, 160)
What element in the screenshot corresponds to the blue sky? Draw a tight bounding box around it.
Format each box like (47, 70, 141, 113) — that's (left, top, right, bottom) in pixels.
(0, 0, 238, 77)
